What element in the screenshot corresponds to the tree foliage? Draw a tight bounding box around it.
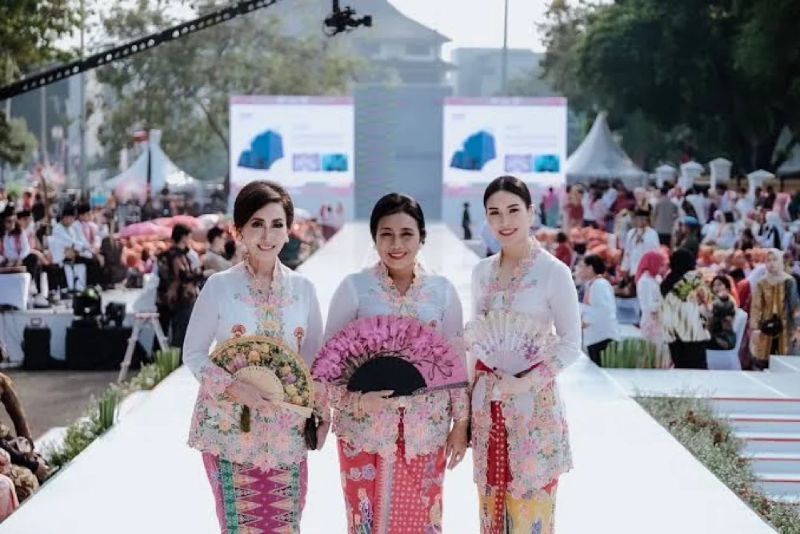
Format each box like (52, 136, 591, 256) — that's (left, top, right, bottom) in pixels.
(538, 0, 800, 172)
(0, 0, 79, 165)
(0, 117, 38, 166)
(95, 0, 361, 181)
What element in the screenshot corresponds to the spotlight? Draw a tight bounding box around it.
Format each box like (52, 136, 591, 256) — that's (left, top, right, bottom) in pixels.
(73, 287, 102, 319)
(324, 0, 372, 37)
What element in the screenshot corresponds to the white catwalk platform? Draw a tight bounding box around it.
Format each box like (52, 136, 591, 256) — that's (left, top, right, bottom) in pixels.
(1, 224, 773, 533)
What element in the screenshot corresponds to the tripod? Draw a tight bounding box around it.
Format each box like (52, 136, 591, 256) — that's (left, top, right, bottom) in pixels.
(117, 312, 169, 382)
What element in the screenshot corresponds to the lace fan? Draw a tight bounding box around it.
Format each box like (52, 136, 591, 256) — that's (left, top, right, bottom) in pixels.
(465, 310, 557, 375)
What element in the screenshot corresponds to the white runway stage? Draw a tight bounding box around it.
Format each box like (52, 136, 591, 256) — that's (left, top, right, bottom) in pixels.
(0, 224, 774, 533)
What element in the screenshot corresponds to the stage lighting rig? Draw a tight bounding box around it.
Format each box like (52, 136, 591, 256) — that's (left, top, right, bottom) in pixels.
(324, 0, 372, 36)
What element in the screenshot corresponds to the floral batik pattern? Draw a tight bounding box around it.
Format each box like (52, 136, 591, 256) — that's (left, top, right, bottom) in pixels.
(478, 479, 558, 534)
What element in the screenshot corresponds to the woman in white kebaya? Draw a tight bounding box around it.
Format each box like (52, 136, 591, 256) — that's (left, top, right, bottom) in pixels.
(320, 193, 469, 533)
(469, 176, 582, 533)
(183, 180, 326, 533)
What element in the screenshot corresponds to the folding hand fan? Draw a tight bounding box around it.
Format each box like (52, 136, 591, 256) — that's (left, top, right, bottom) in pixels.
(312, 315, 468, 397)
(464, 310, 558, 376)
(210, 335, 315, 430)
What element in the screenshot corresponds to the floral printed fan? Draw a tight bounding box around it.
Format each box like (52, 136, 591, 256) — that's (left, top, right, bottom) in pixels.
(211, 335, 314, 431)
(312, 315, 468, 397)
(465, 310, 558, 375)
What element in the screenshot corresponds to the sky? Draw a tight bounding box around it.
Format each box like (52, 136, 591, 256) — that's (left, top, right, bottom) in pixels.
(386, 0, 550, 57)
(62, 0, 551, 59)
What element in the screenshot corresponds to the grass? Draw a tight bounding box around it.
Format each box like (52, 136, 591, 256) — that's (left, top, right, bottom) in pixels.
(637, 395, 800, 533)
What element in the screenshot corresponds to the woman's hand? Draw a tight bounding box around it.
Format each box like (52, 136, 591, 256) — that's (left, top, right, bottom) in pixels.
(446, 419, 469, 470)
(226, 381, 278, 410)
(355, 390, 394, 416)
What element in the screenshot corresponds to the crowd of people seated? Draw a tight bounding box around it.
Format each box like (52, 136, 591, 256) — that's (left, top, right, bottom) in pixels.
(0, 185, 334, 348)
(491, 179, 800, 371)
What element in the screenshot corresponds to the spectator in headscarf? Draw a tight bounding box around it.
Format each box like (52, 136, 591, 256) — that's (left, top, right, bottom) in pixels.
(749, 249, 799, 370)
(702, 211, 736, 249)
(660, 248, 711, 369)
(676, 216, 702, 258)
(636, 250, 669, 367)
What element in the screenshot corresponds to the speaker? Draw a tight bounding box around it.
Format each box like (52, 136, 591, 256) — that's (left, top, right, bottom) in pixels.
(66, 325, 145, 371)
(23, 320, 51, 371)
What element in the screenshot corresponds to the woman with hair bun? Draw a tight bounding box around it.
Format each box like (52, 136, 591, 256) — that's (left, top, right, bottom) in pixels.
(319, 192, 469, 533)
(183, 180, 326, 533)
(469, 176, 581, 533)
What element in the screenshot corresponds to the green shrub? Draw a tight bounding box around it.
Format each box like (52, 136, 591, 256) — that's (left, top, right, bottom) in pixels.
(126, 363, 161, 391)
(96, 386, 122, 432)
(46, 418, 102, 469)
(601, 338, 659, 368)
(154, 348, 182, 381)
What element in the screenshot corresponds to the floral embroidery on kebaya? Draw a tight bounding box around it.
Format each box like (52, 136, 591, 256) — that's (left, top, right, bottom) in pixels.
(240, 259, 296, 338)
(188, 363, 308, 470)
(187, 261, 315, 471)
(371, 261, 428, 317)
(479, 239, 541, 315)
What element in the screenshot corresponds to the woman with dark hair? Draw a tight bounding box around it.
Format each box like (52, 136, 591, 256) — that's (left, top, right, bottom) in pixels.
(576, 254, 620, 365)
(202, 226, 231, 277)
(183, 180, 325, 533)
(155, 223, 202, 348)
(469, 176, 581, 533)
(319, 192, 469, 533)
(660, 248, 711, 368)
(707, 275, 738, 350)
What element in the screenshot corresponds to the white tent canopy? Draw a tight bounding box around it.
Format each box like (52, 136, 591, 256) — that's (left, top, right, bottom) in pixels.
(565, 112, 646, 185)
(104, 130, 197, 201)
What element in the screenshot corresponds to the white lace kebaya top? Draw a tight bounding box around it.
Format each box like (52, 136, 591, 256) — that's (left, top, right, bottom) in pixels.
(184, 260, 323, 469)
(469, 241, 581, 496)
(320, 262, 470, 461)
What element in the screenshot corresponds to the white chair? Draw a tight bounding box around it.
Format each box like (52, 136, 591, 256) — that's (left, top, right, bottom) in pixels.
(707, 308, 747, 370)
(0, 272, 31, 310)
(616, 297, 641, 325)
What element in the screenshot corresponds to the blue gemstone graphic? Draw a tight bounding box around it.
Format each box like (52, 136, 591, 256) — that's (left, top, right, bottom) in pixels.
(322, 154, 349, 172)
(450, 130, 496, 170)
(238, 130, 284, 170)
